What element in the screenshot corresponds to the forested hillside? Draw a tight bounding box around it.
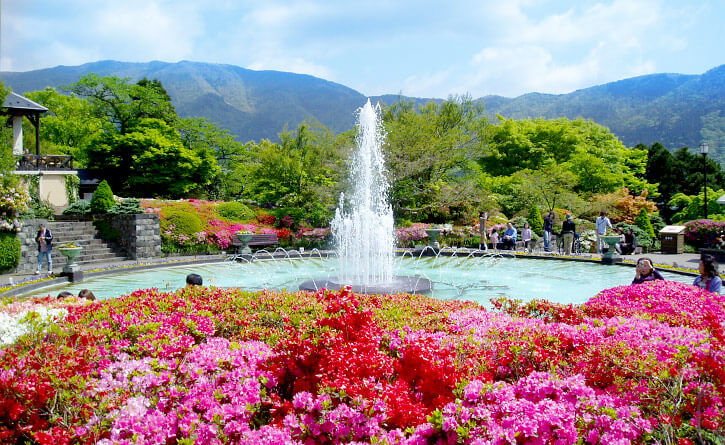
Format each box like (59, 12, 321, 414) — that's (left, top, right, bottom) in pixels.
(2, 61, 723, 161)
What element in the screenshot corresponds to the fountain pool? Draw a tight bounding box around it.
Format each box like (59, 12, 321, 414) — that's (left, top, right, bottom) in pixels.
(19, 256, 692, 306)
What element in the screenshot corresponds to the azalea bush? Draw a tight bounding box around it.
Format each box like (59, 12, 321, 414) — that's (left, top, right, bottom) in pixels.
(144, 199, 305, 252)
(684, 219, 725, 248)
(2, 280, 725, 443)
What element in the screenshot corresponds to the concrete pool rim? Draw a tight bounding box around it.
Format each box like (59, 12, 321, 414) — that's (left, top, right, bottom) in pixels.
(1, 249, 699, 299)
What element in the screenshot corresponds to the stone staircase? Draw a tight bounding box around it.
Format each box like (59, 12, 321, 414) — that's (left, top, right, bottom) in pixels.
(46, 221, 127, 270)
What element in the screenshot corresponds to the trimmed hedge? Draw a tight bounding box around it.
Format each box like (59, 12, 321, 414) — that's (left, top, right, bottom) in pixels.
(217, 201, 254, 221)
(161, 208, 204, 237)
(0, 232, 20, 272)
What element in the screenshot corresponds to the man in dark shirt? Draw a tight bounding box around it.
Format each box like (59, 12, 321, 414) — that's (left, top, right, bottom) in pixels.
(543, 212, 554, 252)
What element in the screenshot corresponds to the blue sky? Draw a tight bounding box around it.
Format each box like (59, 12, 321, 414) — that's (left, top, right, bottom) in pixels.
(2, 0, 723, 98)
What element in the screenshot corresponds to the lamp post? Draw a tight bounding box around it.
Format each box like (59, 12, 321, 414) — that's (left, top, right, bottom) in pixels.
(700, 142, 709, 219)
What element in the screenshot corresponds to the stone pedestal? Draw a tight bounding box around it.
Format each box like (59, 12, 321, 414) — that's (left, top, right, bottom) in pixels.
(601, 235, 622, 265)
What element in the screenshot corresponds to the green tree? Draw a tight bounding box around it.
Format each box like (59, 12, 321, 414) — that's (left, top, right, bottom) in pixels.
(635, 208, 655, 239)
(25, 88, 105, 164)
(243, 122, 344, 226)
(527, 205, 545, 236)
(668, 188, 725, 222)
(382, 96, 489, 222)
(91, 180, 115, 213)
(68, 74, 177, 134)
(176, 117, 249, 199)
(481, 117, 656, 198)
(88, 118, 219, 198)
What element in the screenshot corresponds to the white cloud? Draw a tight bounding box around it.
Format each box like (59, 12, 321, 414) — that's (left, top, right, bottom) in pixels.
(248, 57, 335, 81)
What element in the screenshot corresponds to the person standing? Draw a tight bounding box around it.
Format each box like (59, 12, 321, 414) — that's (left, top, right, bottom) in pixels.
(693, 254, 722, 293)
(36, 224, 53, 274)
(595, 211, 613, 254)
(521, 223, 533, 252)
(478, 211, 488, 250)
(561, 214, 576, 255)
(543, 212, 555, 252)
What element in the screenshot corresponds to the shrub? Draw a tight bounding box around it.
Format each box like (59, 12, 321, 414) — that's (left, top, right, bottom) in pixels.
(21, 200, 55, 220)
(91, 180, 115, 214)
(684, 219, 725, 247)
(0, 232, 20, 272)
(94, 218, 120, 241)
(108, 198, 143, 215)
(527, 205, 544, 236)
(649, 213, 666, 235)
(635, 208, 655, 239)
(509, 216, 528, 232)
(217, 201, 254, 221)
(62, 200, 91, 216)
(161, 209, 204, 238)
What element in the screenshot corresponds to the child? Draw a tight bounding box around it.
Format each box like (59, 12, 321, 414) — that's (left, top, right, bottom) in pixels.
(521, 223, 533, 252)
(489, 228, 499, 250)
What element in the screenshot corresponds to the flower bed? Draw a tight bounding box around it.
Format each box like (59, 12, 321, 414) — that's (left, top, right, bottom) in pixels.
(1, 281, 724, 443)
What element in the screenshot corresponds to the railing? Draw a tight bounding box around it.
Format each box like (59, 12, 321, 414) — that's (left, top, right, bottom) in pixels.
(15, 155, 74, 171)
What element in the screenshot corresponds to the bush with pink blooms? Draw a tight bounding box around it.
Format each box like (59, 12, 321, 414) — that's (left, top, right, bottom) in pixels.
(1, 280, 724, 443)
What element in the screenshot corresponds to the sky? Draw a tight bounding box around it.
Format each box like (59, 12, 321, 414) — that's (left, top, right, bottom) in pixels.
(1, 0, 723, 98)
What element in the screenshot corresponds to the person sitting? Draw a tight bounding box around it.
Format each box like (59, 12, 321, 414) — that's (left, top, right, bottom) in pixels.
(693, 254, 722, 293)
(632, 258, 664, 284)
(620, 228, 637, 255)
(489, 229, 499, 250)
(521, 223, 533, 252)
(79, 289, 96, 301)
(186, 273, 203, 287)
(501, 223, 517, 250)
(613, 227, 625, 254)
(57, 291, 74, 299)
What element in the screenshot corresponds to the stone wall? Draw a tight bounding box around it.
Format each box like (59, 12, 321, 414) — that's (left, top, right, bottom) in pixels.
(16, 218, 49, 273)
(13, 214, 161, 273)
(110, 213, 162, 260)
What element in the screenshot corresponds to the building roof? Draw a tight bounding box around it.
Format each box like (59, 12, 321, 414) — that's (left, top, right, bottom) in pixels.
(2, 92, 49, 114)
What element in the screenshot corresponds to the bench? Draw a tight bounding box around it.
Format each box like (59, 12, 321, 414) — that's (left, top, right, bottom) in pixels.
(231, 233, 279, 251)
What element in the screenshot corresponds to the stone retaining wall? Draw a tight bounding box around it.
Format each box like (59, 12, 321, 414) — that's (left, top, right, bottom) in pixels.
(110, 213, 162, 260)
(16, 218, 49, 273)
(13, 214, 161, 272)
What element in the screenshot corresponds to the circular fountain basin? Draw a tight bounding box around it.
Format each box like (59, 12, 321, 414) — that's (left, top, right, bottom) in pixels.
(299, 275, 432, 294)
(16, 255, 694, 306)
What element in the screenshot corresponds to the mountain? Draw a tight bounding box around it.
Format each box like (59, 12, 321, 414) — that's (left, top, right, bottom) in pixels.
(480, 66, 725, 161)
(2, 60, 724, 160)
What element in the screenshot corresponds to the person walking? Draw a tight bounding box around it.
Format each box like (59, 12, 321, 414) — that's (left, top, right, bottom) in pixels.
(595, 211, 613, 254)
(35, 224, 53, 275)
(561, 214, 576, 255)
(543, 212, 554, 252)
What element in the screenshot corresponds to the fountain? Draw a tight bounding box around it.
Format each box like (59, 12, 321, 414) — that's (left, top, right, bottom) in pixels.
(299, 100, 432, 294)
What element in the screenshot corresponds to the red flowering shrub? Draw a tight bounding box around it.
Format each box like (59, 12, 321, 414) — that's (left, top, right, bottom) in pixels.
(1, 282, 724, 443)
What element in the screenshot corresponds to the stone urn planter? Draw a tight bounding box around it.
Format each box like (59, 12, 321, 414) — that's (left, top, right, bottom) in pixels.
(235, 232, 254, 255)
(58, 245, 83, 273)
(601, 235, 622, 264)
(425, 228, 443, 250)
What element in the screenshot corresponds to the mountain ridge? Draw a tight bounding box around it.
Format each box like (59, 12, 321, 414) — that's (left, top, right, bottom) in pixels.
(2, 60, 724, 159)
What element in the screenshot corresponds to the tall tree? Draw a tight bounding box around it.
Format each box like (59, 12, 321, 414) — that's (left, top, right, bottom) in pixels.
(382, 96, 488, 222)
(68, 74, 176, 134)
(25, 88, 105, 164)
(87, 118, 218, 198)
